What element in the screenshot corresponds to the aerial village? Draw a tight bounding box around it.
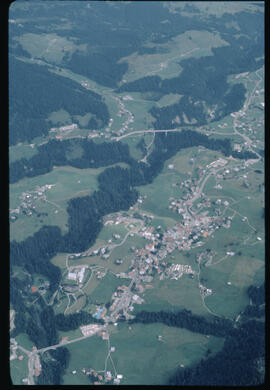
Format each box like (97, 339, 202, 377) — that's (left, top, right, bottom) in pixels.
(10, 117, 263, 385)
(16, 147, 263, 333)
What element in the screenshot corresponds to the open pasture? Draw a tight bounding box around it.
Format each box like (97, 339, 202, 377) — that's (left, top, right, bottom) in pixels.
(120, 135, 144, 160)
(121, 98, 156, 131)
(157, 93, 183, 107)
(10, 351, 29, 385)
(9, 143, 38, 163)
(44, 166, 100, 203)
(110, 322, 224, 385)
(98, 223, 128, 244)
(200, 252, 264, 319)
(205, 172, 264, 235)
(149, 214, 177, 232)
(204, 213, 257, 255)
(9, 167, 104, 241)
(13, 32, 87, 64)
(170, 248, 197, 268)
(58, 328, 83, 343)
(9, 164, 113, 241)
(136, 273, 208, 317)
(15, 333, 34, 351)
(120, 30, 229, 83)
(230, 195, 264, 234)
(82, 273, 101, 298)
(205, 174, 260, 205)
(89, 272, 130, 305)
(108, 235, 146, 261)
(47, 108, 72, 125)
(53, 294, 69, 315)
(10, 165, 101, 206)
(65, 295, 87, 315)
(73, 113, 93, 127)
(10, 200, 68, 243)
(137, 169, 185, 220)
(205, 114, 235, 134)
(62, 335, 107, 385)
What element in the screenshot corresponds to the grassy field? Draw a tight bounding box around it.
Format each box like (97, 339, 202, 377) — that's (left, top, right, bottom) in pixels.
(198, 204, 264, 319)
(82, 273, 101, 299)
(109, 322, 224, 385)
(73, 113, 93, 127)
(170, 248, 197, 267)
(10, 164, 128, 242)
(62, 335, 107, 385)
(89, 272, 130, 304)
(201, 252, 264, 319)
(120, 98, 155, 131)
(66, 295, 87, 315)
(10, 163, 99, 242)
(205, 168, 264, 234)
(10, 351, 29, 385)
(108, 235, 146, 263)
(98, 223, 128, 244)
(15, 333, 34, 351)
(119, 30, 229, 83)
(120, 135, 144, 160)
(58, 328, 83, 342)
(10, 165, 102, 208)
(157, 93, 183, 107)
(137, 172, 183, 219)
(13, 32, 87, 64)
(148, 214, 177, 231)
(204, 114, 235, 134)
(135, 272, 208, 317)
(53, 294, 69, 315)
(204, 213, 256, 255)
(47, 108, 72, 125)
(9, 143, 38, 163)
(10, 202, 68, 242)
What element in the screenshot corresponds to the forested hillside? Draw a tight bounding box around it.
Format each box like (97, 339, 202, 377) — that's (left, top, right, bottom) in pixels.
(9, 58, 110, 145)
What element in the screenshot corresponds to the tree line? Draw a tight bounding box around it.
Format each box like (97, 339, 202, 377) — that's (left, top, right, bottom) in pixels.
(9, 57, 110, 145)
(242, 282, 265, 319)
(54, 311, 104, 332)
(37, 348, 70, 385)
(117, 7, 263, 129)
(129, 309, 233, 337)
(168, 320, 264, 386)
(129, 280, 265, 386)
(10, 138, 131, 184)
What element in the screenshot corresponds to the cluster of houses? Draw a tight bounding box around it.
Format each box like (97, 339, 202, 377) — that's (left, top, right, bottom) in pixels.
(199, 284, 213, 298)
(10, 184, 55, 221)
(85, 368, 123, 385)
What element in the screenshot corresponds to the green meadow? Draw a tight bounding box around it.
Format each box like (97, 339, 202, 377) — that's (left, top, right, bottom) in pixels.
(10, 352, 29, 385)
(109, 322, 224, 385)
(62, 335, 107, 385)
